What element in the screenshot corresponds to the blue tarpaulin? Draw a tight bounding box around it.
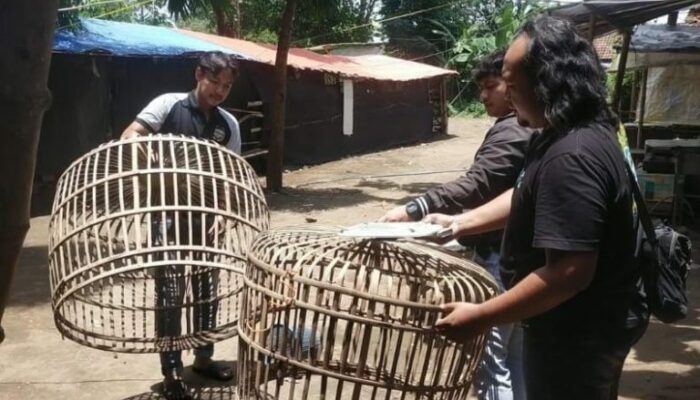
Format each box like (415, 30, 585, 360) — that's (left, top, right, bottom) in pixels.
(53, 18, 249, 58)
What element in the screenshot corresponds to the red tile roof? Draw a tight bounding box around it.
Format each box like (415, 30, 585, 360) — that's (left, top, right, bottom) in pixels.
(593, 31, 619, 61)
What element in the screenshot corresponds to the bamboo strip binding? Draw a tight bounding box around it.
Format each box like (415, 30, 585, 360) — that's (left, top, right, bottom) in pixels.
(238, 226, 499, 400)
(48, 134, 270, 353)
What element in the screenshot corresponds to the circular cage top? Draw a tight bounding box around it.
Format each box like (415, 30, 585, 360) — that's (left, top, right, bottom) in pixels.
(48, 134, 270, 353)
(238, 226, 499, 400)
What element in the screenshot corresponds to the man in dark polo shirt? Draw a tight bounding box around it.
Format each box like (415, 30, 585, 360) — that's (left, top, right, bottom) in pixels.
(381, 50, 531, 400)
(121, 51, 240, 400)
(426, 16, 647, 399)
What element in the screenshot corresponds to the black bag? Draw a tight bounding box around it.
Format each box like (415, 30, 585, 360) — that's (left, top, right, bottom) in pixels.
(626, 164, 692, 323)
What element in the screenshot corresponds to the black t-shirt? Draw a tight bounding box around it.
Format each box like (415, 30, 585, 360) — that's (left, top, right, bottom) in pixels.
(501, 122, 640, 333)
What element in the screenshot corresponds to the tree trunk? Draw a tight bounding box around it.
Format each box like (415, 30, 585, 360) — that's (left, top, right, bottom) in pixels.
(0, 0, 58, 342)
(233, 0, 242, 38)
(213, 3, 235, 37)
(266, 0, 297, 191)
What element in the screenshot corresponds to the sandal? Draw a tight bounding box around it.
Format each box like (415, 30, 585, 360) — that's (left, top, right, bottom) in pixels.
(192, 358, 234, 381)
(162, 369, 193, 400)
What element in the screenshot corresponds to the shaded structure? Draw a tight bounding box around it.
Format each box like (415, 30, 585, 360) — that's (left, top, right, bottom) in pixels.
(550, 0, 700, 116)
(38, 19, 455, 185)
(550, 0, 700, 37)
(238, 226, 499, 400)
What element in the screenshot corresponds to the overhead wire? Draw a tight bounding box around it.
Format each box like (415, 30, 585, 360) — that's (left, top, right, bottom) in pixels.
(58, 0, 128, 13)
(335, 15, 523, 70)
(291, 0, 469, 45)
(553, 0, 675, 4)
(57, 0, 157, 30)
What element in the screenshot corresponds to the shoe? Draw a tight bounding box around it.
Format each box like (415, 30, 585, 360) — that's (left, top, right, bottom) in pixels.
(192, 357, 234, 381)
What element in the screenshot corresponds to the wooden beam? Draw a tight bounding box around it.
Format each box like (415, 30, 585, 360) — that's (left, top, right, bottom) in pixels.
(266, 0, 298, 191)
(588, 13, 597, 42)
(612, 29, 631, 115)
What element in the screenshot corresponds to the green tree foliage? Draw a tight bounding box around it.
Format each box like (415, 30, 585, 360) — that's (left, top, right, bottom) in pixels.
(381, 0, 472, 61)
(381, 1, 543, 114)
(233, 0, 376, 46)
(58, 0, 170, 30)
(448, 1, 542, 112)
(65, 1, 377, 44)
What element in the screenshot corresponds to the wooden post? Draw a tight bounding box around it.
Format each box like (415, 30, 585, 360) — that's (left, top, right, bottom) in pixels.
(636, 68, 648, 149)
(266, 0, 298, 191)
(668, 11, 678, 26)
(587, 14, 597, 42)
(612, 29, 631, 115)
(630, 69, 639, 119)
(0, 0, 58, 341)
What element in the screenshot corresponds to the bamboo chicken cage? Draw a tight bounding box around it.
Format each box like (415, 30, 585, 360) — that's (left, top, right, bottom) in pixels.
(238, 226, 499, 400)
(48, 135, 269, 353)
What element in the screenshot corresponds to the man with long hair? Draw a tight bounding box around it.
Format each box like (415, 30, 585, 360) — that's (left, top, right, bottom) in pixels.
(427, 16, 648, 399)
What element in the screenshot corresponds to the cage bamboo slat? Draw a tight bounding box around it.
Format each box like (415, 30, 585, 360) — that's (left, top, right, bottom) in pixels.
(48, 134, 270, 353)
(238, 226, 499, 400)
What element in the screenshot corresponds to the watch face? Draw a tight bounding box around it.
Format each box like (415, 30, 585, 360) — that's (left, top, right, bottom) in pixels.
(406, 203, 419, 213)
(406, 202, 422, 220)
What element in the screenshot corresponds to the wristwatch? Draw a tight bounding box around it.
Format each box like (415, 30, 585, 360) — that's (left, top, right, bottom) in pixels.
(405, 200, 423, 221)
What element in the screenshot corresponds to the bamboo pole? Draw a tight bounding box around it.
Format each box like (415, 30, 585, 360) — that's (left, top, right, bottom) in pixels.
(0, 0, 58, 342)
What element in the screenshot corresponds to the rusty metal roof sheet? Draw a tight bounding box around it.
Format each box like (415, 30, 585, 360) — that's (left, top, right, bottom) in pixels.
(178, 29, 457, 82)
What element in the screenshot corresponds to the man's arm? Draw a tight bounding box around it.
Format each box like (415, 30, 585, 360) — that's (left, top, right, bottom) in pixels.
(420, 121, 530, 214)
(437, 152, 611, 340)
(423, 187, 513, 238)
(121, 120, 151, 140)
(380, 120, 530, 222)
(436, 249, 598, 340)
(121, 93, 180, 140)
(220, 109, 242, 155)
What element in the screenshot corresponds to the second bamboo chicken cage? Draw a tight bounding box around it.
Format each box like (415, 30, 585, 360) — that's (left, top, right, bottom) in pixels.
(238, 226, 499, 400)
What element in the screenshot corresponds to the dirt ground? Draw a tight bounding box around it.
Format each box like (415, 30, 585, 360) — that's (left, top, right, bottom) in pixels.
(1, 117, 699, 400)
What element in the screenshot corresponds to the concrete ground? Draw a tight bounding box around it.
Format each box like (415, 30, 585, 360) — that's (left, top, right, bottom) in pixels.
(1, 117, 698, 399)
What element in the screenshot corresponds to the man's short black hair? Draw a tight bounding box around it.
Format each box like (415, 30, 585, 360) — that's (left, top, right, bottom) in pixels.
(198, 51, 239, 77)
(516, 15, 616, 131)
(471, 49, 506, 83)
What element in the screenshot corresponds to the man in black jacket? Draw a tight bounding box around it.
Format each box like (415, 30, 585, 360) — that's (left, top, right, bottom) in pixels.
(380, 50, 531, 400)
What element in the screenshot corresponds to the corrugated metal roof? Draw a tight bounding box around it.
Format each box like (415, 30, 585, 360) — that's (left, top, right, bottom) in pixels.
(53, 19, 455, 82)
(631, 24, 700, 52)
(53, 18, 245, 58)
(550, 0, 700, 37)
(179, 29, 457, 82)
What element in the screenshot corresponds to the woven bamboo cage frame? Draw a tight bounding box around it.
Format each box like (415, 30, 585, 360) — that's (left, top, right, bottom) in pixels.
(238, 226, 499, 400)
(48, 134, 270, 353)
